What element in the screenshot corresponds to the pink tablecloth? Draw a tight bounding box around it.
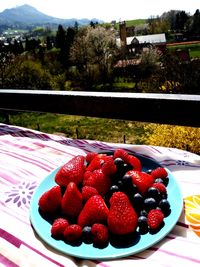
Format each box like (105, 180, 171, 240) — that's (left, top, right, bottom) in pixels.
(0, 123, 200, 267)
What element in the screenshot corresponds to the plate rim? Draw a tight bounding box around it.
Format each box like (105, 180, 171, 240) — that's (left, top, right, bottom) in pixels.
(30, 152, 183, 260)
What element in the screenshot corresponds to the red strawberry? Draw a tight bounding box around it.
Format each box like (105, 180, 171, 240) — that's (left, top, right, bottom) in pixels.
(83, 170, 92, 180)
(83, 169, 111, 196)
(61, 182, 82, 218)
(82, 186, 98, 201)
(128, 170, 154, 195)
(38, 185, 62, 214)
(107, 192, 138, 235)
(86, 154, 107, 172)
(86, 152, 98, 164)
(91, 223, 109, 247)
(55, 155, 85, 186)
(152, 183, 167, 194)
(151, 167, 168, 180)
(77, 195, 109, 227)
(147, 209, 164, 230)
(113, 148, 129, 162)
(51, 218, 69, 239)
(101, 156, 117, 175)
(64, 224, 82, 243)
(127, 155, 142, 171)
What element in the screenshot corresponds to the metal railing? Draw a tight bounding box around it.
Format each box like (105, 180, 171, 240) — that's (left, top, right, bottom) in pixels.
(0, 89, 199, 127)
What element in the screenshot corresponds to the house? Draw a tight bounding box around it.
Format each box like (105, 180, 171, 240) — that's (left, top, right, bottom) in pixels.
(117, 21, 166, 55)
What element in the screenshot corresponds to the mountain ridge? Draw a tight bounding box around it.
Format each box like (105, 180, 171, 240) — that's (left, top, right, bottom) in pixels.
(0, 4, 103, 27)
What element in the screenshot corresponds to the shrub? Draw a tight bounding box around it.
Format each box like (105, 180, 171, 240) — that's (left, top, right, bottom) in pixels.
(4, 59, 53, 90)
(140, 124, 200, 154)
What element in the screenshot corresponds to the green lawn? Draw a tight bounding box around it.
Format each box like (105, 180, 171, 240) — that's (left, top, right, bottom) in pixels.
(0, 112, 145, 145)
(167, 43, 200, 58)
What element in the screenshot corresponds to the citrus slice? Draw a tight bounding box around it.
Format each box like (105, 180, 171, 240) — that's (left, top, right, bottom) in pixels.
(184, 195, 200, 237)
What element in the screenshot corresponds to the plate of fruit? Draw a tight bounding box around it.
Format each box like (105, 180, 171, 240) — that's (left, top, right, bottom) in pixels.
(30, 149, 183, 260)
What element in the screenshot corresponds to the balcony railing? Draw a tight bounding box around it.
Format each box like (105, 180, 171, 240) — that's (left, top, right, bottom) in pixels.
(0, 89, 199, 127)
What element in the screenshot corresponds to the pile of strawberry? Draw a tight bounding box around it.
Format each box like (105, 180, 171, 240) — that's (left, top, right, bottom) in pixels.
(38, 149, 170, 247)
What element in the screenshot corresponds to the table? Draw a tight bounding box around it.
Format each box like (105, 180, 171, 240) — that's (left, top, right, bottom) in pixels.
(0, 123, 200, 267)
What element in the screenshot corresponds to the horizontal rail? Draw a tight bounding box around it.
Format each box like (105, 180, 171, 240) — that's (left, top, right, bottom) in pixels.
(0, 90, 199, 127)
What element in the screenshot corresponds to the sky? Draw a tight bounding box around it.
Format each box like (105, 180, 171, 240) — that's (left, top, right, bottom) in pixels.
(0, 0, 199, 22)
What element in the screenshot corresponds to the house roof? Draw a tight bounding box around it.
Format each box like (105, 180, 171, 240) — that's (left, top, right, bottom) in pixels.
(127, 33, 166, 45)
(116, 33, 166, 46)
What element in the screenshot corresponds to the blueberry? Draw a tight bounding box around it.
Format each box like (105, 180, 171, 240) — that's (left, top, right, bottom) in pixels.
(123, 163, 132, 173)
(133, 193, 144, 208)
(163, 177, 169, 186)
(122, 174, 132, 187)
(138, 216, 148, 233)
(114, 157, 124, 168)
(159, 199, 170, 212)
(112, 160, 128, 180)
(116, 180, 123, 189)
(109, 185, 120, 194)
(147, 187, 161, 201)
(125, 184, 138, 200)
(140, 209, 148, 217)
(144, 197, 157, 210)
(82, 226, 92, 244)
(154, 178, 164, 184)
(138, 216, 148, 226)
(146, 169, 153, 174)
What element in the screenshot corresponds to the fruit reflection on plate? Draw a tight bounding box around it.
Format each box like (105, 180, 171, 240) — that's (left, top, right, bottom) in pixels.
(30, 150, 183, 260)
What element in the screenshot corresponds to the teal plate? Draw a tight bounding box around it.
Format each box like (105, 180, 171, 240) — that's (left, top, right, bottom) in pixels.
(30, 152, 183, 260)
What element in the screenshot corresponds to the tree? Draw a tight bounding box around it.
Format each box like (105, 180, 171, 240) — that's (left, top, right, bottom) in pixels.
(159, 51, 200, 94)
(46, 36, 53, 50)
(70, 26, 118, 87)
(0, 51, 15, 88)
(55, 25, 76, 68)
(131, 48, 161, 91)
(13, 40, 24, 55)
(147, 16, 170, 34)
(161, 10, 180, 31)
(190, 9, 200, 35)
(3, 59, 53, 90)
(55, 25, 66, 49)
(175, 11, 189, 31)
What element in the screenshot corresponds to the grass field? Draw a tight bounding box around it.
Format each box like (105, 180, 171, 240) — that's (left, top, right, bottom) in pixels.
(0, 112, 145, 145)
(124, 19, 147, 27)
(167, 42, 200, 58)
(104, 19, 147, 29)
(1, 112, 199, 154)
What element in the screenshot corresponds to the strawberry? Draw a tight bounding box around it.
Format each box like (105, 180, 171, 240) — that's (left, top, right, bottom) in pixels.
(127, 155, 142, 171)
(151, 167, 168, 180)
(83, 169, 111, 196)
(91, 223, 109, 247)
(38, 185, 62, 214)
(77, 195, 109, 227)
(152, 183, 167, 194)
(113, 148, 129, 162)
(101, 156, 117, 175)
(61, 182, 82, 218)
(147, 209, 164, 230)
(55, 155, 85, 186)
(64, 224, 82, 243)
(83, 170, 92, 180)
(107, 192, 138, 235)
(86, 154, 107, 172)
(51, 218, 69, 239)
(86, 152, 98, 164)
(82, 186, 98, 201)
(128, 170, 154, 195)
